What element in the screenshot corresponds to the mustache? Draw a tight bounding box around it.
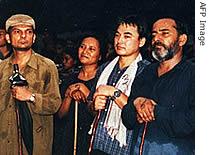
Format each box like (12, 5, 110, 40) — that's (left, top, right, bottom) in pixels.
(152, 41, 167, 49)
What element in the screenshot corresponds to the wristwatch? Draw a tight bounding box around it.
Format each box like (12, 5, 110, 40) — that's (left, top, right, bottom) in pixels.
(29, 93, 36, 103)
(111, 89, 122, 101)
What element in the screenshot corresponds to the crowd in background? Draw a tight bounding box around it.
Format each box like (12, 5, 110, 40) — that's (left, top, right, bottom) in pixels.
(29, 26, 194, 85)
(0, 14, 195, 155)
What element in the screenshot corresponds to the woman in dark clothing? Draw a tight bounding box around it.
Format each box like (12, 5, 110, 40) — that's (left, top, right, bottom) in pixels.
(53, 34, 102, 155)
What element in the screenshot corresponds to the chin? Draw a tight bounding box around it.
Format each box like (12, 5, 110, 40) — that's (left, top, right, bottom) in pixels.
(116, 50, 127, 55)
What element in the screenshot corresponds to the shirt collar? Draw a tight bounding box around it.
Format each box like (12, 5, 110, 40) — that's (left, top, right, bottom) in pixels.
(8, 50, 38, 70)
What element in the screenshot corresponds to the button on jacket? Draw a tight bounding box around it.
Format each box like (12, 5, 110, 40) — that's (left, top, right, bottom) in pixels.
(0, 52, 61, 155)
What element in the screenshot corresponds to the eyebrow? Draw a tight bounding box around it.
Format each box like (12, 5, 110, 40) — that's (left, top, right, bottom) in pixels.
(152, 28, 170, 33)
(124, 32, 133, 35)
(116, 31, 133, 35)
(89, 46, 96, 49)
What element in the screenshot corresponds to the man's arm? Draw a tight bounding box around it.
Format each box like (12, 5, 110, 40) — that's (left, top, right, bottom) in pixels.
(93, 85, 128, 109)
(121, 99, 139, 130)
(30, 63, 61, 114)
(121, 75, 146, 129)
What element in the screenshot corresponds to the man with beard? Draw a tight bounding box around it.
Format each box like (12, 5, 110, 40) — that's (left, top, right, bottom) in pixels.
(121, 17, 194, 155)
(0, 14, 61, 155)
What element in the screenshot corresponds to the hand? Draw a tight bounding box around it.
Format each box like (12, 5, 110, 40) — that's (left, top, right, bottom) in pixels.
(11, 86, 32, 101)
(65, 83, 90, 99)
(93, 85, 115, 111)
(136, 114, 144, 124)
(94, 95, 107, 111)
(134, 97, 156, 122)
(71, 89, 86, 102)
(77, 83, 90, 97)
(64, 83, 80, 98)
(93, 85, 116, 98)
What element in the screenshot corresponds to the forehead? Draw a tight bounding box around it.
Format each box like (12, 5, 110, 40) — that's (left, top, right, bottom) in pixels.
(153, 18, 177, 31)
(11, 24, 33, 30)
(117, 23, 138, 34)
(82, 37, 99, 45)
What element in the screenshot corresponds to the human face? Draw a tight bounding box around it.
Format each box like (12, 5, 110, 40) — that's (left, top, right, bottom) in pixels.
(151, 18, 180, 62)
(0, 29, 7, 47)
(6, 25, 36, 51)
(114, 24, 144, 57)
(78, 37, 101, 65)
(63, 53, 74, 69)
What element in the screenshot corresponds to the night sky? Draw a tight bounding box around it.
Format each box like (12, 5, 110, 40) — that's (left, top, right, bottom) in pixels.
(0, 0, 195, 35)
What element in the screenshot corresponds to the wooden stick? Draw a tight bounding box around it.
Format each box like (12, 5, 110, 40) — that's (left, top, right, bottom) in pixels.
(139, 122, 148, 155)
(88, 110, 101, 155)
(73, 101, 79, 155)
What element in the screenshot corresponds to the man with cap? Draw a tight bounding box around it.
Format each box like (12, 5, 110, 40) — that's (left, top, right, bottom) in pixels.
(0, 14, 61, 155)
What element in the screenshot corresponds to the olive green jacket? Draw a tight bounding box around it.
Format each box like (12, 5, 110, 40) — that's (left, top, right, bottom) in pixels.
(0, 52, 61, 155)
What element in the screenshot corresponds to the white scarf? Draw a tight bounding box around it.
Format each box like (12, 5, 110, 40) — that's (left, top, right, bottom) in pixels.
(96, 53, 142, 147)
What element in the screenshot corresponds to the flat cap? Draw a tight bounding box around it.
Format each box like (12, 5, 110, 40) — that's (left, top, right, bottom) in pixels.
(5, 14, 35, 31)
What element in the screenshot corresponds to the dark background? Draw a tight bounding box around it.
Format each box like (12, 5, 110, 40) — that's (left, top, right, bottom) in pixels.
(0, 0, 195, 34)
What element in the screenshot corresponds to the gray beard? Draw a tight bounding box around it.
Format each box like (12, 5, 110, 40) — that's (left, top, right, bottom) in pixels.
(152, 42, 179, 62)
(152, 49, 174, 62)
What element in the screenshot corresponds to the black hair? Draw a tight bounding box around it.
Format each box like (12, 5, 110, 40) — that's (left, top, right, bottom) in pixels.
(77, 31, 106, 64)
(115, 15, 148, 39)
(173, 19, 188, 35)
(152, 15, 188, 35)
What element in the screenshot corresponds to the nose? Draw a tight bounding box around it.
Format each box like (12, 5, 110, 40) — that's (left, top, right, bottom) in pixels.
(115, 35, 124, 44)
(82, 47, 88, 53)
(152, 33, 161, 43)
(20, 31, 26, 38)
(81, 46, 90, 56)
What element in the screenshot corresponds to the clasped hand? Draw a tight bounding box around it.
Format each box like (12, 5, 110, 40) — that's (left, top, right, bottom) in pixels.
(11, 86, 32, 101)
(93, 85, 115, 111)
(65, 83, 89, 102)
(134, 97, 156, 123)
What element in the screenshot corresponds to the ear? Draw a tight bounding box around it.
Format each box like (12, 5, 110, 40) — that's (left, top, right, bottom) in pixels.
(32, 34, 36, 43)
(5, 34, 11, 43)
(139, 37, 146, 48)
(178, 34, 187, 46)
